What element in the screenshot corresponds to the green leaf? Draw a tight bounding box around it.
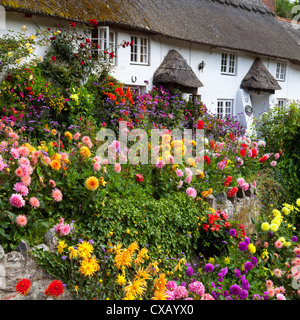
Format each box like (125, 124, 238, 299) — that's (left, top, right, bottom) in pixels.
(0, 227, 11, 240)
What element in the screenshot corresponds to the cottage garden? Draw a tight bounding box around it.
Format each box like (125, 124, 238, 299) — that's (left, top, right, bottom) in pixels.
(1, 21, 300, 301)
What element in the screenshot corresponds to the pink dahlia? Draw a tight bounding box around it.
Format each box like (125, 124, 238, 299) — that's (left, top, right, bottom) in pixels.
(52, 189, 63, 202)
(186, 187, 197, 198)
(166, 281, 177, 291)
(188, 281, 205, 297)
(201, 293, 214, 300)
(13, 182, 29, 196)
(29, 197, 40, 209)
(16, 215, 27, 227)
(166, 290, 175, 300)
(174, 285, 188, 299)
(10, 193, 25, 208)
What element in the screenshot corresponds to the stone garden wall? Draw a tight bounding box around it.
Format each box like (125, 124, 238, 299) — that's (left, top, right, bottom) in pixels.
(0, 184, 260, 300)
(0, 234, 73, 300)
(204, 183, 260, 235)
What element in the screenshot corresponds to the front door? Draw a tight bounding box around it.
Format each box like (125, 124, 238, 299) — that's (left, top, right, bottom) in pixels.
(250, 94, 270, 123)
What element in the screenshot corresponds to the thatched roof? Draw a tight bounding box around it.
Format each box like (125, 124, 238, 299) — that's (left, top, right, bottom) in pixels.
(2, 0, 300, 63)
(241, 58, 281, 93)
(153, 50, 203, 94)
(277, 17, 300, 47)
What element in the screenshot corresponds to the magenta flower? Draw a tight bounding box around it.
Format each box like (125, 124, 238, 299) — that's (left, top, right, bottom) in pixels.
(10, 193, 25, 208)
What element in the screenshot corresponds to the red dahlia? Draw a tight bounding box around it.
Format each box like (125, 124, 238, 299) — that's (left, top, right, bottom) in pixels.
(240, 148, 246, 157)
(227, 187, 238, 197)
(223, 176, 232, 187)
(197, 120, 204, 129)
(15, 278, 31, 295)
(44, 280, 64, 298)
(135, 174, 144, 183)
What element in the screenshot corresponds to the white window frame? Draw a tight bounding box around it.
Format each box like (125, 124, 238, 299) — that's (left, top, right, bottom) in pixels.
(217, 99, 233, 119)
(275, 61, 286, 81)
(221, 52, 237, 75)
(130, 35, 149, 65)
(90, 26, 116, 65)
(123, 85, 146, 94)
(276, 98, 286, 107)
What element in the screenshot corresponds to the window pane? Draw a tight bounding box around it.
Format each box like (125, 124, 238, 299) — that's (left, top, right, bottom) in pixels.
(221, 53, 227, 73)
(140, 37, 148, 63)
(225, 101, 232, 117)
(131, 36, 138, 62)
(90, 29, 98, 58)
(276, 62, 286, 80)
(99, 29, 107, 51)
(217, 101, 223, 119)
(228, 54, 236, 74)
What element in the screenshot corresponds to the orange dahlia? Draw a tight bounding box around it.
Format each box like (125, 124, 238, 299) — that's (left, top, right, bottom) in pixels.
(79, 146, 91, 159)
(50, 159, 61, 170)
(15, 277, 31, 295)
(44, 280, 64, 298)
(85, 176, 99, 190)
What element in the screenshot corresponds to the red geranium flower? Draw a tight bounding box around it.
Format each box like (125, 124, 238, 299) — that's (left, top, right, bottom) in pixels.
(203, 224, 209, 231)
(44, 280, 64, 298)
(229, 133, 235, 141)
(135, 174, 143, 183)
(15, 278, 31, 295)
(227, 187, 238, 197)
(51, 56, 56, 62)
(80, 61, 85, 65)
(70, 21, 76, 28)
(215, 224, 221, 231)
(224, 221, 231, 228)
(86, 38, 91, 43)
(102, 122, 107, 127)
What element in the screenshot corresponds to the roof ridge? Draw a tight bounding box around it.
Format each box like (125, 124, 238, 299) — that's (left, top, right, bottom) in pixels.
(209, 0, 273, 15)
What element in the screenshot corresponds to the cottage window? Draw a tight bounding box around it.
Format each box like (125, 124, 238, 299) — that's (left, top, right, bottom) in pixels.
(130, 36, 149, 65)
(277, 98, 286, 107)
(90, 26, 116, 64)
(123, 85, 146, 94)
(221, 53, 236, 75)
(217, 99, 233, 119)
(275, 62, 286, 81)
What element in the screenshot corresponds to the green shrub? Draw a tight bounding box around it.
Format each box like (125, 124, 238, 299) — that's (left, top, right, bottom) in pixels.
(84, 192, 210, 261)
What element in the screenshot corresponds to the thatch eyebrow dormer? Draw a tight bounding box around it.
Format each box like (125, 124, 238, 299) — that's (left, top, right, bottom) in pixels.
(240, 58, 281, 94)
(153, 49, 203, 95)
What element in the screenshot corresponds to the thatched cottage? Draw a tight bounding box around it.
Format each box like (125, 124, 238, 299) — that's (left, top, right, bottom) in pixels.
(1, 0, 300, 127)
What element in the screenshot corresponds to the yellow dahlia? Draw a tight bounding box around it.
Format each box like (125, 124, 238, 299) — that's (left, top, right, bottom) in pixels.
(85, 176, 99, 190)
(80, 146, 91, 159)
(77, 241, 94, 259)
(116, 274, 127, 286)
(64, 131, 73, 140)
(57, 240, 67, 254)
(50, 159, 61, 170)
(68, 246, 78, 259)
(134, 248, 148, 266)
(124, 278, 146, 298)
(79, 256, 100, 277)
